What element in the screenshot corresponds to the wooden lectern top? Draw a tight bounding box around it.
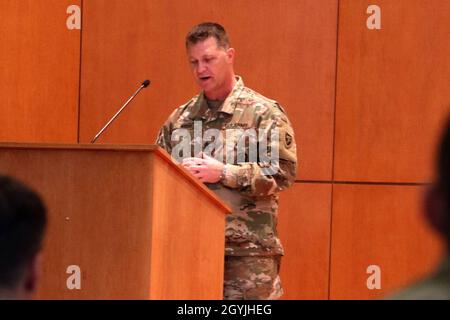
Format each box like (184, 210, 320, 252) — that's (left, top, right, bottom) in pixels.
(0, 143, 230, 214)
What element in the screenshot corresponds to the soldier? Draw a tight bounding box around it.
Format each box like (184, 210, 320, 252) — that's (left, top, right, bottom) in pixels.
(390, 117, 450, 300)
(156, 22, 297, 299)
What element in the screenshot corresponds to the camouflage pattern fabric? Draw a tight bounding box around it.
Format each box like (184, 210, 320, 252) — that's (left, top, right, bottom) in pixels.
(223, 255, 283, 300)
(156, 76, 297, 258)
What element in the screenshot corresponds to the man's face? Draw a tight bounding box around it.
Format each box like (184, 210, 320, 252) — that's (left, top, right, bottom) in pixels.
(187, 37, 234, 98)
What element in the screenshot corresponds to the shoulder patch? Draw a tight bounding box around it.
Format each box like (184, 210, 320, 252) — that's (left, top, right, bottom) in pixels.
(284, 131, 294, 149)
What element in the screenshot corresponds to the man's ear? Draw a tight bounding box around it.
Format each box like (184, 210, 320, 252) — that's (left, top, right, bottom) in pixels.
(23, 253, 42, 298)
(226, 47, 235, 63)
(424, 185, 448, 237)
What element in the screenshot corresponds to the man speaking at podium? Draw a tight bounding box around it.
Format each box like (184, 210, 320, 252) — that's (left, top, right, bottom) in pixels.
(156, 22, 297, 300)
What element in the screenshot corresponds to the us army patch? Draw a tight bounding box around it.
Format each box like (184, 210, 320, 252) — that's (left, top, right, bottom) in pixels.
(226, 123, 249, 129)
(284, 132, 293, 149)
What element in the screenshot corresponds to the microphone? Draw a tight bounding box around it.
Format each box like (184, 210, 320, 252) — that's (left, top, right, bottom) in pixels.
(91, 80, 151, 143)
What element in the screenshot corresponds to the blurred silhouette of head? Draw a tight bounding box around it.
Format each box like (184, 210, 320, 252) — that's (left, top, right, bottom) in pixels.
(0, 175, 47, 299)
(425, 116, 450, 249)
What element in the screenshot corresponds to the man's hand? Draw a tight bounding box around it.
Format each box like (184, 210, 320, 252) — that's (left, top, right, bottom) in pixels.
(181, 152, 224, 183)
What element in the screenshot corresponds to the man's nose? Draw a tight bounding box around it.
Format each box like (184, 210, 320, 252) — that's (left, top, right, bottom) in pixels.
(197, 62, 207, 74)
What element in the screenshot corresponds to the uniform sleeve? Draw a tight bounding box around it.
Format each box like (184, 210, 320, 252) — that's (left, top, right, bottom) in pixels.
(155, 107, 184, 155)
(220, 105, 297, 197)
(155, 119, 173, 155)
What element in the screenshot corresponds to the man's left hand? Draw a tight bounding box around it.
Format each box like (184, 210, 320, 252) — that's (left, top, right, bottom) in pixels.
(181, 152, 224, 183)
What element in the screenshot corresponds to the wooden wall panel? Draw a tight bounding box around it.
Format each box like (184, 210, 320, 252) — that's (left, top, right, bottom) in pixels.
(79, 0, 338, 180)
(278, 183, 332, 299)
(0, 0, 80, 143)
(334, 0, 450, 183)
(330, 185, 444, 299)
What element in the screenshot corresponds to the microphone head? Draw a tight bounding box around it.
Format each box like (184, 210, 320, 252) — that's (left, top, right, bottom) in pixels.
(142, 80, 151, 88)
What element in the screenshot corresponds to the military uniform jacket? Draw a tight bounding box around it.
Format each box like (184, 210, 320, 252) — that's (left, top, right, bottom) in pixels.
(156, 76, 297, 256)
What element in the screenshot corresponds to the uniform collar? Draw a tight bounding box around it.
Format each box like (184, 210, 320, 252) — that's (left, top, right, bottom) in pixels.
(188, 76, 244, 119)
(219, 76, 245, 115)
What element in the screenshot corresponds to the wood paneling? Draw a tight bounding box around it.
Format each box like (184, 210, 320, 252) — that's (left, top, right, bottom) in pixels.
(0, 0, 80, 142)
(334, 0, 450, 183)
(79, 0, 338, 180)
(278, 183, 332, 299)
(150, 153, 227, 299)
(0, 144, 228, 299)
(330, 185, 444, 299)
(1, 148, 154, 299)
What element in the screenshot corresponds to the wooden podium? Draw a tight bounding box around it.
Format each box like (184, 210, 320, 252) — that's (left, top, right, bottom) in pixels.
(0, 143, 230, 299)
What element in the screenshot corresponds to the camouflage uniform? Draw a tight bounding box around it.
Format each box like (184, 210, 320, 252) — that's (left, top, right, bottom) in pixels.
(156, 76, 297, 299)
(224, 256, 283, 300)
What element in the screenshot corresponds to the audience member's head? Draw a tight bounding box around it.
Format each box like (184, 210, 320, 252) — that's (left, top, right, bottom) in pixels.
(387, 117, 450, 300)
(425, 117, 450, 249)
(0, 175, 47, 299)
